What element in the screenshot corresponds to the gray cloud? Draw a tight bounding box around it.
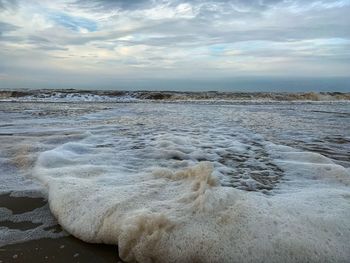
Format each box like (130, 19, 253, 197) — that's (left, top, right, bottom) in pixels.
(72, 0, 154, 11)
(0, 0, 17, 10)
(0, 0, 349, 90)
(72, 0, 346, 14)
(0, 21, 18, 35)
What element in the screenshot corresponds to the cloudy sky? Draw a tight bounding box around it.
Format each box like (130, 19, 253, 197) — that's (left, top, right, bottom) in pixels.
(0, 0, 349, 91)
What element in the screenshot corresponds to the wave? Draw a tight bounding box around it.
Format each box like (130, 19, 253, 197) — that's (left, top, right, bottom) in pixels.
(1, 89, 350, 103)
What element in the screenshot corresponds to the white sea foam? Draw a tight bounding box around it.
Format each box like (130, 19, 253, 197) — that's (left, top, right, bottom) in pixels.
(31, 135, 350, 262)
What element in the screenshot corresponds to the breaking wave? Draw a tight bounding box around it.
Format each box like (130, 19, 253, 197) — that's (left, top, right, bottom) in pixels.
(1, 89, 350, 103)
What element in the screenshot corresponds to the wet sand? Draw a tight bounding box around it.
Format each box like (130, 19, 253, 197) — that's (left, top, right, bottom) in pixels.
(0, 194, 123, 263)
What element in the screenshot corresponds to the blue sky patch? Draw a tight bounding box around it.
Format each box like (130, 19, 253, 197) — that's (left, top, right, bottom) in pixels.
(50, 12, 97, 32)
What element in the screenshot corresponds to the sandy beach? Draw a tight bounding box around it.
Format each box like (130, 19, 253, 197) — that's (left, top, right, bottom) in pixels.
(0, 194, 122, 263)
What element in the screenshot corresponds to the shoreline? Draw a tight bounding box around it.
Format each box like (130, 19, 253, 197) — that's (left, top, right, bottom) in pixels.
(0, 193, 123, 263)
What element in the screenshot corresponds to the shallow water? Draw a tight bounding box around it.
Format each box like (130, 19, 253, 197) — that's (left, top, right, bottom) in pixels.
(0, 101, 349, 262)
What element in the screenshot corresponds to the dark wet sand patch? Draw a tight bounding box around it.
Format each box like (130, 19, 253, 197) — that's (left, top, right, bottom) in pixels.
(0, 236, 122, 263)
(0, 194, 46, 214)
(0, 194, 123, 263)
(0, 220, 41, 231)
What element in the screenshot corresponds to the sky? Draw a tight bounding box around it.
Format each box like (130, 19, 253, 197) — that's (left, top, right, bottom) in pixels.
(0, 0, 349, 91)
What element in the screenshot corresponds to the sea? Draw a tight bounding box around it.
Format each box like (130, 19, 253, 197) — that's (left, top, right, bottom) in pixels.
(0, 90, 349, 262)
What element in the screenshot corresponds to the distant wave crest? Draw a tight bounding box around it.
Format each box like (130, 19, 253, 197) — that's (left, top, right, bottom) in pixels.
(1, 89, 350, 102)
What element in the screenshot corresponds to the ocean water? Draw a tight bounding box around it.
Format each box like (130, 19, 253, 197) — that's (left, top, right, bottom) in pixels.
(0, 100, 349, 262)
